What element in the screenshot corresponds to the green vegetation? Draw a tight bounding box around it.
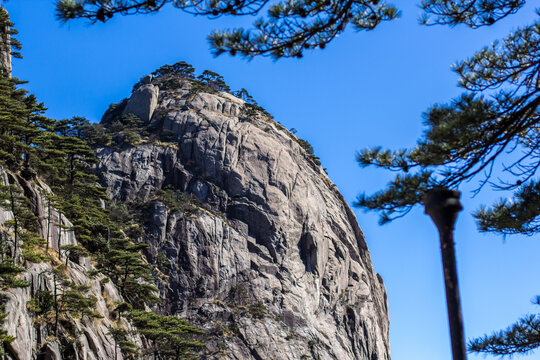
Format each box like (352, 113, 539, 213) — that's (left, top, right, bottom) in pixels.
(0, 300, 15, 357)
(151, 61, 195, 80)
(0, 260, 28, 289)
(248, 301, 267, 320)
(231, 88, 255, 104)
(239, 102, 273, 121)
(0, 184, 42, 264)
(128, 310, 204, 359)
(108, 327, 138, 359)
(59, 244, 88, 266)
(186, 79, 210, 96)
(98, 238, 159, 308)
(296, 138, 321, 167)
(197, 70, 230, 92)
(0, 8, 21, 61)
(98, 112, 147, 147)
(351, 3, 540, 358)
(26, 268, 101, 338)
(0, 20, 205, 358)
(469, 298, 540, 356)
(157, 185, 199, 214)
(55, 0, 400, 59)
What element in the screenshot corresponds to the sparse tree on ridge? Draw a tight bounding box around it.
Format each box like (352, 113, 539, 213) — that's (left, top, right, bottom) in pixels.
(197, 69, 230, 92)
(152, 61, 195, 79)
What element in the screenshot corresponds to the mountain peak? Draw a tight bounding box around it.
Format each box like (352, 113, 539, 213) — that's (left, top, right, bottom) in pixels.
(92, 62, 391, 359)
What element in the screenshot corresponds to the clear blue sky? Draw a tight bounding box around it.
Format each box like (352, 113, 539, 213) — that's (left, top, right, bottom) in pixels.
(6, 1, 539, 359)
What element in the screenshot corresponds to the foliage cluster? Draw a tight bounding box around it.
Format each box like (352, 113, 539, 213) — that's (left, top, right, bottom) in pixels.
(28, 268, 102, 336)
(55, 0, 400, 59)
(128, 310, 204, 359)
(351, 2, 540, 357)
(296, 138, 321, 167)
(157, 185, 199, 214)
(149, 62, 232, 95)
(0, 300, 15, 357)
(469, 297, 540, 356)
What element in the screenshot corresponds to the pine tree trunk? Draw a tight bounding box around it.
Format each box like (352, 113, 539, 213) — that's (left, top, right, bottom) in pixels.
(8, 185, 18, 265)
(57, 213, 62, 255)
(121, 258, 129, 297)
(53, 274, 59, 336)
(46, 197, 51, 252)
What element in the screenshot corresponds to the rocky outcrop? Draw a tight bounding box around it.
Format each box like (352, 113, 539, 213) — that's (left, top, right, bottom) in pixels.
(122, 83, 159, 122)
(96, 77, 390, 359)
(0, 168, 141, 360)
(0, 7, 12, 76)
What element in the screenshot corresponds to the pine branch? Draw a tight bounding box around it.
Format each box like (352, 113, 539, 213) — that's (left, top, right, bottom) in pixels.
(469, 313, 540, 355)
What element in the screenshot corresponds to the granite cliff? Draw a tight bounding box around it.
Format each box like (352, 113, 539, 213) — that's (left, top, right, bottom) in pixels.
(0, 169, 143, 359)
(0, 62, 390, 359)
(94, 70, 391, 359)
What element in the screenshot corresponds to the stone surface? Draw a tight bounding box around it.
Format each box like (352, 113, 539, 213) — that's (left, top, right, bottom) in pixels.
(96, 78, 391, 360)
(0, 7, 12, 76)
(122, 84, 159, 122)
(0, 73, 390, 359)
(0, 167, 141, 360)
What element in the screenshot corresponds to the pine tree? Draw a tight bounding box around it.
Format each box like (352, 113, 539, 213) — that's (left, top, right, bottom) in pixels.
(231, 88, 256, 104)
(0, 260, 28, 289)
(98, 237, 159, 308)
(352, 4, 540, 357)
(0, 299, 16, 357)
(0, 73, 53, 172)
(108, 327, 138, 360)
(128, 310, 204, 360)
(197, 70, 230, 92)
(43, 117, 110, 251)
(468, 297, 540, 356)
(152, 61, 195, 79)
(33, 269, 101, 336)
(0, 183, 44, 264)
(55, 0, 400, 58)
(60, 244, 88, 266)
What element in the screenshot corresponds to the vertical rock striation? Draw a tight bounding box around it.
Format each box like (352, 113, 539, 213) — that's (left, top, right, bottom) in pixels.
(96, 77, 390, 360)
(0, 7, 12, 76)
(0, 168, 141, 360)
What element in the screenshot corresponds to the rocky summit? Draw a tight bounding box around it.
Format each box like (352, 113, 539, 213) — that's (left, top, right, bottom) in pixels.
(95, 70, 390, 359)
(0, 66, 390, 360)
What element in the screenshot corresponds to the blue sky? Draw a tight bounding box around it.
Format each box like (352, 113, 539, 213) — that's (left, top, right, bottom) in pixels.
(6, 1, 540, 359)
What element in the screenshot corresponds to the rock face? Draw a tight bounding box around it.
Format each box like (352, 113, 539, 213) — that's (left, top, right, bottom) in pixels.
(96, 78, 390, 359)
(0, 7, 12, 76)
(0, 168, 141, 360)
(122, 83, 159, 122)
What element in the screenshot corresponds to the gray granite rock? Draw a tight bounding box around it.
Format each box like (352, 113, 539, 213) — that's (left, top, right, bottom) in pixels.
(122, 83, 159, 122)
(0, 8, 12, 76)
(0, 167, 141, 360)
(96, 78, 391, 360)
